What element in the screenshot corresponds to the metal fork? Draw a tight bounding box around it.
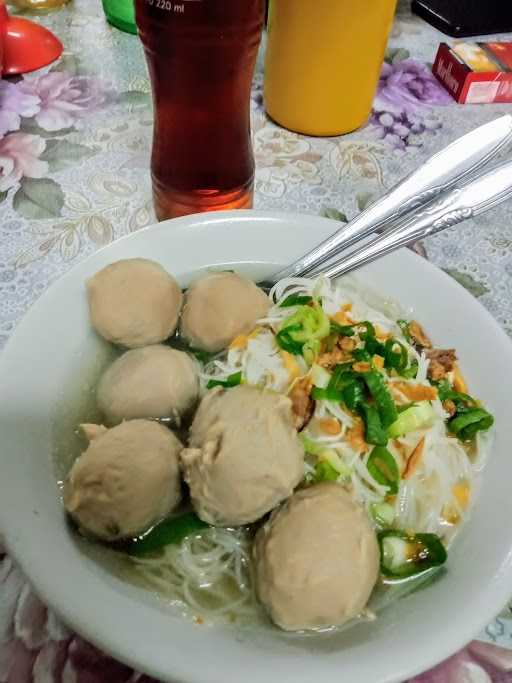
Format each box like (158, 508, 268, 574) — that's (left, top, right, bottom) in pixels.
(261, 115, 512, 287)
(321, 157, 512, 279)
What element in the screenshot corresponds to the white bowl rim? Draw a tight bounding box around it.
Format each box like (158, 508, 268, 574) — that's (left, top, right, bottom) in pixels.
(1, 209, 512, 683)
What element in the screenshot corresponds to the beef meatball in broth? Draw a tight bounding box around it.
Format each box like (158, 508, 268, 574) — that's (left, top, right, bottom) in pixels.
(180, 385, 304, 526)
(87, 258, 183, 348)
(64, 419, 182, 541)
(253, 483, 380, 631)
(180, 272, 269, 352)
(97, 345, 199, 425)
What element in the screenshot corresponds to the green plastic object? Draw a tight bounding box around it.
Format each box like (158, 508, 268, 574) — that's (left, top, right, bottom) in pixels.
(102, 0, 137, 34)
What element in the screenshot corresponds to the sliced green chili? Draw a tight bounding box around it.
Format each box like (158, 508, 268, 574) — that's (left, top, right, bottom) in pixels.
(207, 371, 242, 390)
(367, 446, 400, 494)
(378, 530, 447, 578)
(190, 348, 217, 364)
(129, 512, 208, 556)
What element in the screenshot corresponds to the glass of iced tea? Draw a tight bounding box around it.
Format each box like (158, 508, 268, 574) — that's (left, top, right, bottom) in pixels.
(136, 0, 265, 220)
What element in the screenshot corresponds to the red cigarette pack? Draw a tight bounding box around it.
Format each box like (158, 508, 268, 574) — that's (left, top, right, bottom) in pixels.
(432, 42, 512, 104)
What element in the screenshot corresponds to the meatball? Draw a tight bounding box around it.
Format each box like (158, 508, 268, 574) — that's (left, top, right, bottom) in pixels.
(180, 271, 269, 352)
(253, 483, 380, 631)
(87, 258, 182, 348)
(97, 345, 199, 425)
(180, 385, 304, 526)
(64, 419, 182, 541)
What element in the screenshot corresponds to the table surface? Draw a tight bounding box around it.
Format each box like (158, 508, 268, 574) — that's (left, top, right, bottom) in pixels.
(1, 0, 512, 680)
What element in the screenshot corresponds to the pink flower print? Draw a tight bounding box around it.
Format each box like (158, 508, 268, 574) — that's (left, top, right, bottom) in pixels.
(0, 133, 48, 192)
(0, 81, 40, 137)
(19, 72, 111, 132)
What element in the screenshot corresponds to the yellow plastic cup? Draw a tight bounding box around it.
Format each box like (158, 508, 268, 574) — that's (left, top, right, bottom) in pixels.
(264, 0, 397, 136)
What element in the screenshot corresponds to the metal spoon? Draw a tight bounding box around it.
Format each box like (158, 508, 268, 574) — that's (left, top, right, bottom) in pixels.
(264, 115, 512, 286)
(321, 157, 512, 279)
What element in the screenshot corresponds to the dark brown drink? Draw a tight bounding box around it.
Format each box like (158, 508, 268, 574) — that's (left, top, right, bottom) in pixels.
(136, 0, 265, 219)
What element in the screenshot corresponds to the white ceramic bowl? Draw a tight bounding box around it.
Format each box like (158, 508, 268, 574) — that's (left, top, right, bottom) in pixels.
(1, 210, 511, 683)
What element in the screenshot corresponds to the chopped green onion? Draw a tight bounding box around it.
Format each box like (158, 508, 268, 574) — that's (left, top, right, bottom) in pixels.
(301, 438, 350, 481)
(303, 338, 321, 365)
(311, 387, 328, 401)
(313, 460, 339, 482)
(401, 359, 419, 379)
(300, 435, 323, 456)
(378, 530, 447, 578)
(436, 380, 494, 441)
(129, 512, 208, 556)
(311, 364, 331, 389)
(207, 371, 242, 390)
(397, 319, 412, 343)
(342, 378, 365, 411)
(388, 401, 435, 438)
(327, 363, 354, 395)
(367, 446, 400, 494)
(359, 402, 388, 446)
(353, 348, 371, 363)
(437, 380, 474, 406)
(279, 294, 313, 308)
(330, 321, 355, 336)
(384, 339, 408, 372)
(371, 502, 395, 527)
(359, 321, 376, 340)
(448, 408, 494, 441)
(319, 449, 351, 478)
(312, 363, 354, 402)
(281, 304, 330, 343)
(360, 371, 398, 428)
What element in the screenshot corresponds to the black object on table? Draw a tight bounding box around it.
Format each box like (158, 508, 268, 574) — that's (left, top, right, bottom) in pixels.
(412, 0, 512, 38)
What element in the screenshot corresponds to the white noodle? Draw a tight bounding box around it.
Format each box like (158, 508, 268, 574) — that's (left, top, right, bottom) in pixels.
(128, 274, 492, 626)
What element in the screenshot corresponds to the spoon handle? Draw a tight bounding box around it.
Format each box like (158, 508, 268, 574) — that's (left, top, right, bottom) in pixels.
(269, 115, 512, 282)
(322, 158, 512, 279)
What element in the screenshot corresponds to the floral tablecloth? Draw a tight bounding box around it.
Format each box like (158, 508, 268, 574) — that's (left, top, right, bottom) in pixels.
(1, 0, 512, 680)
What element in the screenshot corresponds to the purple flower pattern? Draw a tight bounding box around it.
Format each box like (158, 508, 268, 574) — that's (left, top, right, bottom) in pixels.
(375, 59, 452, 116)
(370, 58, 452, 151)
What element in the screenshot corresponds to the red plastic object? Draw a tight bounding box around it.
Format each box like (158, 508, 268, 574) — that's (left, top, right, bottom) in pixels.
(0, 0, 63, 76)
